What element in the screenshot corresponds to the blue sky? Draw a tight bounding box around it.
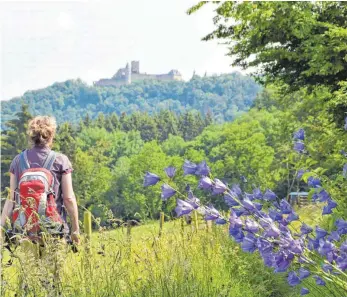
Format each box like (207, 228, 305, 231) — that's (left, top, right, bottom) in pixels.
(0, 0, 242, 100)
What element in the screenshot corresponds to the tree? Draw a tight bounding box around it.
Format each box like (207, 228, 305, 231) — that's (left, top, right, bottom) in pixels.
(188, 2, 347, 92)
(1, 104, 32, 192)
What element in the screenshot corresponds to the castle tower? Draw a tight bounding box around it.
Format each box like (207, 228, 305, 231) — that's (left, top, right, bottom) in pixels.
(125, 62, 131, 84)
(131, 61, 140, 74)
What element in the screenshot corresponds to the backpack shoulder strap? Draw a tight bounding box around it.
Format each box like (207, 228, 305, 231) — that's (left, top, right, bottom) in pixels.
(43, 150, 57, 171)
(19, 150, 30, 172)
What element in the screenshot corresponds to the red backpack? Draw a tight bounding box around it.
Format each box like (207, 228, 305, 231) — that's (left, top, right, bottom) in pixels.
(12, 149, 63, 238)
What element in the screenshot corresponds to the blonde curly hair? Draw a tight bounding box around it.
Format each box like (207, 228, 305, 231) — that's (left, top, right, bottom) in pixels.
(27, 116, 57, 146)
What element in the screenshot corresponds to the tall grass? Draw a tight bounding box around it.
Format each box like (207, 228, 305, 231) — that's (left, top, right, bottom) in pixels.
(1, 220, 297, 297)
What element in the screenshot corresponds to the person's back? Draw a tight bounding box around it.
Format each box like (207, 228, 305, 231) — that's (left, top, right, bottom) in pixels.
(1, 116, 80, 245)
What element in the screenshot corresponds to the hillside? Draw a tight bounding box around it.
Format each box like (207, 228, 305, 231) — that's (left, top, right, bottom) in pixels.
(1, 72, 260, 126)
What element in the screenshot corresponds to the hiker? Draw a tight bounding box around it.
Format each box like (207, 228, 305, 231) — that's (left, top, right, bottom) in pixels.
(0, 115, 80, 248)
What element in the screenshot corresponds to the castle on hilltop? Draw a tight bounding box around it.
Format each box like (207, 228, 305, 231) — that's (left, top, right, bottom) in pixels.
(94, 61, 183, 87)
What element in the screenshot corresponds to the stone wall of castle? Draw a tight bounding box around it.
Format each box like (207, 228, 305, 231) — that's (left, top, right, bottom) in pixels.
(94, 61, 182, 87)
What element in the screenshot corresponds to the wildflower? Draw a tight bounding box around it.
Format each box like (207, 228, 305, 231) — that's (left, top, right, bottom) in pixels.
(307, 176, 321, 188)
(343, 163, 347, 178)
(322, 199, 337, 215)
(300, 288, 309, 296)
(322, 264, 333, 273)
(287, 211, 299, 222)
(198, 176, 213, 190)
(317, 189, 330, 202)
(232, 230, 245, 243)
(204, 204, 220, 220)
(293, 128, 305, 141)
(269, 209, 283, 221)
(344, 116, 347, 131)
(161, 184, 176, 200)
(229, 210, 243, 229)
(195, 160, 210, 176)
(212, 179, 227, 195)
(245, 219, 259, 233)
(298, 268, 310, 280)
(313, 275, 326, 286)
(253, 202, 263, 211)
(327, 231, 340, 242)
(336, 254, 347, 271)
(287, 271, 301, 286)
(164, 166, 176, 178)
(215, 218, 227, 225)
(253, 187, 263, 199)
(231, 184, 242, 198)
(300, 223, 313, 235)
(245, 192, 255, 201)
(318, 240, 334, 256)
(183, 160, 197, 175)
(340, 241, 347, 253)
(307, 237, 319, 251)
(315, 226, 328, 239)
(175, 199, 194, 217)
(241, 233, 257, 253)
(341, 149, 347, 157)
(294, 141, 305, 153)
(336, 219, 347, 235)
(297, 169, 307, 180)
(264, 189, 277, 201)
(186, 192, 200, 209)
(242, 197, 256, 211)
(264, 224, 281, 238)
(280, 199, 292, 214)
(143, 172, 160, 187)
(224, 192, 239, 207)
(257, 237, 273, 255)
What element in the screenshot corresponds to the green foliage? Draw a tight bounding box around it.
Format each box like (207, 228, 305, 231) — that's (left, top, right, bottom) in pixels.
(1, 73, 261, 128)
(188, 2, 347, 93)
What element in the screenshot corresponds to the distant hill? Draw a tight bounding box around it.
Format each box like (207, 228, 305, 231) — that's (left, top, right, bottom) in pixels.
(1, 72, 261, 127)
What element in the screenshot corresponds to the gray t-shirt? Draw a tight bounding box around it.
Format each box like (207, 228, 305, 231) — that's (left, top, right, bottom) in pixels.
(9, 145, 73, 228)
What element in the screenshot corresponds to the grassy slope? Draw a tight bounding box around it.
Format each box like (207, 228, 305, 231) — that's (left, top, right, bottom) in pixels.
(2, 219, 296, 297)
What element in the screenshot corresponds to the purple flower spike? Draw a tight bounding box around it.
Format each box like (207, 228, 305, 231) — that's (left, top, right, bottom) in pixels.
(343, 163, 347, 178)
(198, 176, 213, 190)
(224, 192, 239, 207)
(313, 276, 326, 286)
(287, 211, 299, 222)
(245, 219, 259, 233)
(308, 237, 319, 251)
(294, 141, 305, 153)
(164, 166, 176, 179)
(231, 184, 242, 198)
(293, 128, 305, 141)
(300, 288, 309, 296)
(253, 188, 263, 199)
(215, 218, 227, 225)
(204, 204, 220, 221)
(186, 193, 200, 209)
(242, 197, 256, 211)
(143, 172, 161, 187)
(322, 264, 333, 273)
(264, 189, 277, 201)
(318, 189, 330, 202)
(254, 202, 263, 211)
(340, 241, 347, 253)
(195, 160, 210, 176)
(307, 176, 321, 188)
(287, 271, 301, 287)
(161, 184, 176, 200)
(212, 178, 227, 195)
(300, 223, 313, 235)
(264, 224, 281, 238)
(229, 210, 243, 229)
(327, 231, 340, 242)
(298, 268, 310, 280)
(175, 199, 194, 217)
(241, 233, 257, 253)
(183, 160, 197, 175)
(315, 226, 328, 239)
(269, 209, 283, 221)
(280, 199, 292, 214)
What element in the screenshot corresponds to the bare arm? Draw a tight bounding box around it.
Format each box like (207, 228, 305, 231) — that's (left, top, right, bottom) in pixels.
(1, 173, 16, 228)
(61, 173, 79, 237)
